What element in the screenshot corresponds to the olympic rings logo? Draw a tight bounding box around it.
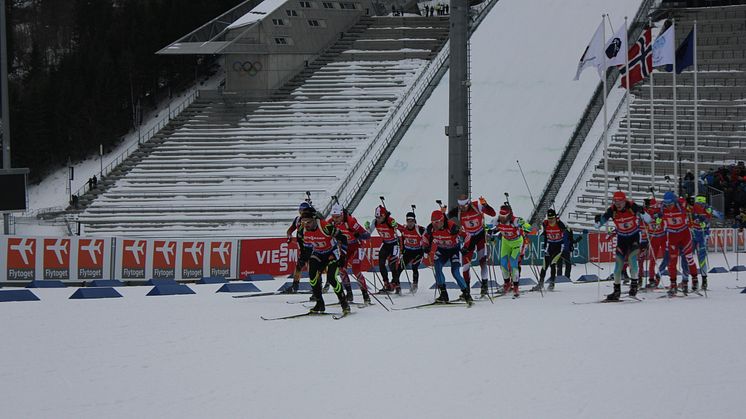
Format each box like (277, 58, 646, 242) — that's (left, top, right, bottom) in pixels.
(232, 61, 263, 76)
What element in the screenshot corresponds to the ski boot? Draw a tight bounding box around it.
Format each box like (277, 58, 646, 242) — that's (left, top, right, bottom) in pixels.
(410, 281, 418, 295)
(435, 284, 449, 303)
(283, 281, 300, 294)
(667, 282, 678, 297)
(361, 289, 372, 305)
(322, 283, 330, 293)
(628, 279, 638, 297)
(691, 278, 699, 292)
(394, 280, 402, 295)
(379, 281, 392, 293)
(512, 282, 520, 298)
(480, 281, 489, 297)
(606, 283, 621, 301)
(336, 289, 351, 313)
(502, 281, 512, 295)
(654, 273, 661, 288)
(344, 284, 354, 302)
(702, 276, 708, 291)
(547, 279, 556, 292)
(681, 280, 689, 296)
(309, 293, 325, 313)
(530, 279, 544, 292)
(460, 288, 474, 306)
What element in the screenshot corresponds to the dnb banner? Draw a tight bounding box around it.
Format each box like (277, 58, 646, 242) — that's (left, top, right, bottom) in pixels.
(0, 236, 112, 282)
(114, 238, 238, 280)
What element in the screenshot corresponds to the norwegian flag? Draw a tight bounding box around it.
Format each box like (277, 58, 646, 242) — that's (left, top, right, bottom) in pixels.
(620, 28, 653, 89)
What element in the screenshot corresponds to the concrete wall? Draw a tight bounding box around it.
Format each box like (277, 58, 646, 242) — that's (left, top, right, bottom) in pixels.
(223, 0, 373, 96)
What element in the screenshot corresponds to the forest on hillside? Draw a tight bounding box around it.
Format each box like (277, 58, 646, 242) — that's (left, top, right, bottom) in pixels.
(5, 0, 243, 181)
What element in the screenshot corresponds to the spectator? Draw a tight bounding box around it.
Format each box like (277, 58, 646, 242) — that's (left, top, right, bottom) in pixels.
(683, 170, 695, 197)
(445, 4, 449, 14)
(735, 207, 746, 230)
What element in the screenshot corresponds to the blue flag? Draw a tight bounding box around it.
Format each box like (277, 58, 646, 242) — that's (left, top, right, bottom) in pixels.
(665, 29, 694, 74)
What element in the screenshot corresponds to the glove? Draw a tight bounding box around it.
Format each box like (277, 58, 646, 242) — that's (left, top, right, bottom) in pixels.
(286, 234, 292, 244)
(364, 220, 371, 230)
(391, 219, 397, 228)
(641, 213, 652, 224)
(593, 214, 601, 223)
(479, 196, 487, 206)
(594, 222, 601, 230)
(656, 217, 662, 225)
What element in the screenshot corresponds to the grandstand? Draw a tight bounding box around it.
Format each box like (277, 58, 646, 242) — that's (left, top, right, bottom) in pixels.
(559, 1, 746, 230)
(76, 1, 456, 237)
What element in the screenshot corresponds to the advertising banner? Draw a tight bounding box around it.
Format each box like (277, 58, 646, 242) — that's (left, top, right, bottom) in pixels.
(0, 236, 112, 282)
(239, 238, 383, 278)
(113, 238, 238, 281)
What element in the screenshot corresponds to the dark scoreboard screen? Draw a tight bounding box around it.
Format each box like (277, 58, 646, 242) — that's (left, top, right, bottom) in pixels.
(0, 171, 28, 211)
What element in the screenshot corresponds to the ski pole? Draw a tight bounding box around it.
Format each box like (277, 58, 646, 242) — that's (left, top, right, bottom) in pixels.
(516, 160, 537, 213)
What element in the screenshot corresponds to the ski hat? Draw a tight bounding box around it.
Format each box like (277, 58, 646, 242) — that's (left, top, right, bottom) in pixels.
(431, 210, 445, 222)
(301, 207, 316, 218)
(547, 209, 557, 219)
(695, 195, 707, 204)
(457, 197, 470, 206)
(406, 211, 416, 220)
(299, 202, 311, 211)
(613, 191, 626, 202)
(499, 204, 511, 217)
(662, 191, 677, 205)
(375, 205, 387, 218)
(331, 203, 344, 216)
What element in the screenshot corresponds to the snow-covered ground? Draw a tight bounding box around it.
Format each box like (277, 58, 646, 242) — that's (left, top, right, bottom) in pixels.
(1, 253, 744, 418)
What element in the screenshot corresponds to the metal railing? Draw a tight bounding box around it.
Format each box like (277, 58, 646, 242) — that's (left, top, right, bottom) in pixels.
(71, 90, 200, 201)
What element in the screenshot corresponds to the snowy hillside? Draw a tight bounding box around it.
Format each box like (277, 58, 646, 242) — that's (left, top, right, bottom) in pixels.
(356, 0, 644, 222)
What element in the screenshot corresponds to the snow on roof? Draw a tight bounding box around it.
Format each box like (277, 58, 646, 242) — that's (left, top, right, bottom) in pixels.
(227, 0, 288, 30)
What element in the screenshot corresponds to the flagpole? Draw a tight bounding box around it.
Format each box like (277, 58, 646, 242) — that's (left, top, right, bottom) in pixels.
(693, 20, 699, 196)
(650, 19, 655, 190)
(624, 16, 632, 193)
(672, 18, 678, 195)
(602, 14, 609, 201)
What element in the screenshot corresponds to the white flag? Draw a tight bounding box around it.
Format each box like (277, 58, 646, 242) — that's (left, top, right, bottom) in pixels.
(652, 22, 676, 67)
(604, 23, 628, 69)
(574, 21, 605, 80)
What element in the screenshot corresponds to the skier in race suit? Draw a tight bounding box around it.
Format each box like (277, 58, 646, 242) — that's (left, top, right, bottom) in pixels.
(300, 208, 350, 314)
(447, 194, 496, 296)
(595, 191, 651, 301)
(328, 203, 371, 303)
(397, 211, 426, 294)
(534, 208, 567, 291)
(423, 209, 472, 304)
(490, 204, 532, 298)
(644, 198, 666, 288)
(654, 192, 699, 295)
(636, 200, 655, 289)
(285, 202, 315, 294)
(366, 205, 403, 294)
(690, 195, 713, 291)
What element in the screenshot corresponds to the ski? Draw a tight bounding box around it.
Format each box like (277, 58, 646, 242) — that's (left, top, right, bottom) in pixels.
(260, 311, 337, 321)
(332, 311, 354, 320)
(392, 301, 468, 311)
(234, 291, 310, 299)
(302, 301, 372, 309)
(572, 297, 642, 305)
